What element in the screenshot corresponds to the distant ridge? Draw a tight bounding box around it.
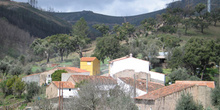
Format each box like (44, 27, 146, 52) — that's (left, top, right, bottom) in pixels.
(52, 9, 166, 26)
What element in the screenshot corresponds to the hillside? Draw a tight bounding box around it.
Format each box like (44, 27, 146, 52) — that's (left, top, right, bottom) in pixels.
(52, 9, 165, 26)
(0, 1, 71, 38)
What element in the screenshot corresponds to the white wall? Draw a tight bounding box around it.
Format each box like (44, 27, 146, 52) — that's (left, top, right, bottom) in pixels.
(149, 71, 165, 83)
(109, 57, 150, 76)
(117, 78, 146, 97)
(57, 88, 78, 98)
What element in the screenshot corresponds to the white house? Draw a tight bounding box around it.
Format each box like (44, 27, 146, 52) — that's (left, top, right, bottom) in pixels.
(46, 81, 78, 99)
(109, 54, 150, 76)
(109, 54, 165, 84)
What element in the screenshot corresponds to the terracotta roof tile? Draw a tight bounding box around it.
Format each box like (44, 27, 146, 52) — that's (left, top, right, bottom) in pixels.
(58, 67, 89, 73)
(52, 81, 75, 89)
(135, 84, 195, 100)
(175, 81, 215, 89)
(119, 77, 164, 92)
(80, 57, 97, 62)
(70, 75, 117, 84)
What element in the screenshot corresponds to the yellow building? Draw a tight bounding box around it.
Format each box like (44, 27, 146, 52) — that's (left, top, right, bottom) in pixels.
(80, 57, 100, 76)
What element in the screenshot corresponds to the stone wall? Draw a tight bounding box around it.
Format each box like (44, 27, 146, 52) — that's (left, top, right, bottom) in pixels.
(113, 70, 151, 80)
(39, 69, 58, 85)
(113, 70, 165, 84)
(46, 83, 58, 99)
(22, 74, 40, 86)
(136, 85, 216, 110)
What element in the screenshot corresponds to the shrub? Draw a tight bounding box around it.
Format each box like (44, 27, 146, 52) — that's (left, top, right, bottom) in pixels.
(155, 67, 163, 73)
(25, 82, 40, 102)
(176, 93, 203, 110)
(211, 86, 220, 109)
(51, 69, 67, 81)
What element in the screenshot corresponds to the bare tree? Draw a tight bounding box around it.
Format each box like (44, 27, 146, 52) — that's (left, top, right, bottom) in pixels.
(64, 80, 138, 110)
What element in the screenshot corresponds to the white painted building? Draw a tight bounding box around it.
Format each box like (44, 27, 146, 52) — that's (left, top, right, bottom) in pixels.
(109, 54, 150, 76)
(46, 81, 78, 99)
(109, 54, 165, 84)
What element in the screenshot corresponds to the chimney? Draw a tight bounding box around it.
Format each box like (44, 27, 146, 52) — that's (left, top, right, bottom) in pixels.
(130, 53, 133, 58)
(146, 74, 148, 94)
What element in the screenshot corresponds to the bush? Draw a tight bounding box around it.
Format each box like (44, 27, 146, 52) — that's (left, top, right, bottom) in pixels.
(211, 87, 220, 109)
(155, 67, 163, 73)
(168, 67, 201, 84)
(25, 82, 40, 102)
(176, 93, 203, 110)
(51, 70, 67, 81)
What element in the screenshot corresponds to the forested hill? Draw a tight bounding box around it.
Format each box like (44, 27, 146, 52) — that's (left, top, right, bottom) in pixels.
(0, 1, 71, 38)
(52, 9, 166, 26)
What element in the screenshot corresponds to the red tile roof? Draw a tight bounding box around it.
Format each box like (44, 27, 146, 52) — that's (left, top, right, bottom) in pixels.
(70, 75, 117, 84)
(58, 67, 89, 73)
(135, 84, 195, 100)
(118, 77, 164, 92)
(80, 57, 97, 62)
(52, 81, 75, 89)
(175, 81, 215, 89)
(109, 56, 149, 63)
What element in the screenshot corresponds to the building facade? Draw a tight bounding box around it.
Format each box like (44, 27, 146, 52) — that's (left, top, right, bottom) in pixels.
(80, 57, 100, 76)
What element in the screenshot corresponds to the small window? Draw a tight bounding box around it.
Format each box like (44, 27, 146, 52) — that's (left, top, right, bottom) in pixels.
(87, 62, 91, 65)
(69, 89, 71, 91)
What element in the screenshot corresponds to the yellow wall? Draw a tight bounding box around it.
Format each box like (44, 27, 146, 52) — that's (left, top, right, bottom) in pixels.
(80, 58, 100, 76)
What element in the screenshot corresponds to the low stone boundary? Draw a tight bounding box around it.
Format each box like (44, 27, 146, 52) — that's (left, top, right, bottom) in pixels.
(0, 101, 26, 110)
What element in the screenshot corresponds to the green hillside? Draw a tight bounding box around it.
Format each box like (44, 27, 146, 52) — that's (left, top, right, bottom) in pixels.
(0, 1, 71, 38)
(52, 9, 165, 26)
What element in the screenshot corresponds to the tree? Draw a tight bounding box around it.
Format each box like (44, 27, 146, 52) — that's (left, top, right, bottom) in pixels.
(25, 82, 40, 102)
(64, 81, 137, 110)
(211, 87, 220, 109)
(0, 60, 10, 80)
(31, 38, 53, 63)
(93, 35, 123, 62)
(192, 3, 210, 33)
(183, 38, 217, 79)
(48, 34, 74, 62)
(210, 8, 220, 26)
(71, 17, 90, 58)
(51, 70, 67, 81)
(9, 64, 23, 76)
(141, 17, 156, 32)
(168, 47, 184, 69)
(168, 68, 201, 84)
(93, 24, 110, 35)
(175, 93, 203, 110)
(181, 18, 193, 34)
(12, 77, 25, 98)
(113, 22, 135, 42)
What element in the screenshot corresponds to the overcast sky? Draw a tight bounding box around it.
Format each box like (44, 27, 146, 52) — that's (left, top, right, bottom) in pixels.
(13, 0, 176, 16)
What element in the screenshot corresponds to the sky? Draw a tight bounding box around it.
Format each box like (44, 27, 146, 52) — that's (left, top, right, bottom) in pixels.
(13, 0, 176, 16)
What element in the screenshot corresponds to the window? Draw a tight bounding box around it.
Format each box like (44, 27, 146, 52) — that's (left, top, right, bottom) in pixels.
(69, 89, 71, 91)
(87, 62, 91, 65)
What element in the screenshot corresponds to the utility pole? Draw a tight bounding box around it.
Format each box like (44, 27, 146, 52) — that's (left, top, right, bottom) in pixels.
(146, 74, 148, 94)
(133, 74, 136, 99)
(219, 62, 220, 87)
(208, 0, 211, 12)
(58, 82, 61, 110)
